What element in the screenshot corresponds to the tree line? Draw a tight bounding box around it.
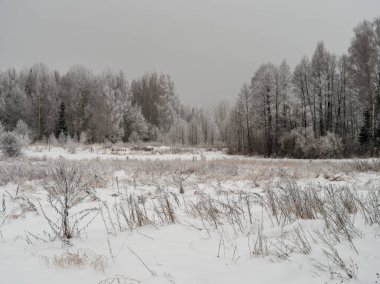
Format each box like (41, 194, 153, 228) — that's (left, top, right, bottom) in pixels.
(226, 17, 380, 157)
(0, 65, 220, 146)
(0, 17, 379, 157)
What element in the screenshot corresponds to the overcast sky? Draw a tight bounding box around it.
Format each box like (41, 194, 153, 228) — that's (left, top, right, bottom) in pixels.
(0, 0, 379, 106)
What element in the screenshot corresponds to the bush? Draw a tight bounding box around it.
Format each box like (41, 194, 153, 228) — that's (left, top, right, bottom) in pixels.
(129, 130, 143, 143)
(318, 132, 343, 158)
(14, 120, 31, 146)
(279, 128, 305, 158)
(58, 132, 67, 145)
(66, 135, 77, 154)
(41, 162, 94, 243)
(48, 133, 58, 146)
(79, 132, 88, 144)
(279, 128, 344, 159)
(0, 132, 23, 157)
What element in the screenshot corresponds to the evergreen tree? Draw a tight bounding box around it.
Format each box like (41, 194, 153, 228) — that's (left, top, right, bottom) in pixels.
(376, 94, 380, 148)
(55, 102, 68, 138)
(359, 109, 371, 145)
(25, 69, 34, 97)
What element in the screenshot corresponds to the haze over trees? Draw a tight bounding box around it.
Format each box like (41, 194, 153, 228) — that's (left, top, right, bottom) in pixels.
(0, 17, 379, 157)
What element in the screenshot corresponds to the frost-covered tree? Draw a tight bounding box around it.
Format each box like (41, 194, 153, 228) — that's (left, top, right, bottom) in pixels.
(235, 83, 254, 153)
(293, 57, 313, 138)
(225, 103, 246, 153)
(131, 72, 179, 134)
(273, 61, 292, 152)
(88, 70, 128, 142)
(199, 109, 218, 145)
(349, 18, 380, 153)
(23, 64, 59, 139)
(0, 69, 27, 131)
(165, 116, 189, 145)
(310, 42, 329, 138)
(123, 104, 149, 142)
(187, 109, 204, 145)
(61, 65, 94, 138)
(213, 100, 230, 143)
(251, 63, 277, 156)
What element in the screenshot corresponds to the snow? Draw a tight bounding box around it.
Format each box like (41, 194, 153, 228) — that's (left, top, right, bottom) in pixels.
(1, 146, 380, 284)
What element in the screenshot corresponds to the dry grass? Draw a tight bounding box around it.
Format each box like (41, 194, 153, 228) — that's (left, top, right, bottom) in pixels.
(2, 154, 379, 189)
(1, 152, 379, 282)
(341, 159, 380, 173)
(98, 275, 141, 284)
(40, 249, 107, 272)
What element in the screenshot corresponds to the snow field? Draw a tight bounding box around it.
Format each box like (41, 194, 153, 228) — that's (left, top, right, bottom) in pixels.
(0, 146, 380, 284)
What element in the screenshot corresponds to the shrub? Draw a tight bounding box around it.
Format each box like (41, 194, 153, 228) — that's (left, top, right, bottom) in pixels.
(318, 132, 343, 158)
(0, 132, 23, 157)
(58, 131, 67, 145)
(41, 161, 96, 243)
(79, 132, 88, 144)
(279, 127, 310, 158)
(280, 128, 344, 159)
(128, 130, 143, 143)
(14, 119, 31, 145)
(48, 133, 58, 146)
(66, 135, 77, 154)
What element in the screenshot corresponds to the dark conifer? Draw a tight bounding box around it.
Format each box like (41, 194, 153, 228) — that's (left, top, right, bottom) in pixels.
(55, 102, 68, 138)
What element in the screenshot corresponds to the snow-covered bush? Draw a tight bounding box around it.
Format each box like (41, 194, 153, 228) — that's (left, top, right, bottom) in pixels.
(66, 135, 77, 154)
(0, 131, 23, 157)
(128, 130, 143, 143)
(318, 132, 343, 158)
(147, 125, 160, 141)
(58, 132, 67, 145)
(14, 119, 31, 146)
(279, 127, 310, 158)
(79, 132, 88, 144)
(41, 161, 96, 243)
(48, 133, 58, 146)
(280, 128, 343, 158)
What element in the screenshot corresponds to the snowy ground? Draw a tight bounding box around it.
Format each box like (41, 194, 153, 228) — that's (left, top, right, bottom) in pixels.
(1, 145, 380, 284)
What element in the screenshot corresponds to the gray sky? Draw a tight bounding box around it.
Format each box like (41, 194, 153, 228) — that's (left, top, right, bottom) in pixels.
(0, 0, 379, 106)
